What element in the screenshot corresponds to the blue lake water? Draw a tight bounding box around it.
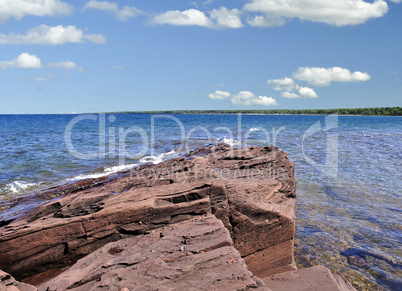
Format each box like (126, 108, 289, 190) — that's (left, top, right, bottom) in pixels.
(0, 113, 401, 290)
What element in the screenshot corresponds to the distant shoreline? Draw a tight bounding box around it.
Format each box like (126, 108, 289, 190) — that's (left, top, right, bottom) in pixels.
(1, 106, 401, 116)
(108, 107, 401, 116)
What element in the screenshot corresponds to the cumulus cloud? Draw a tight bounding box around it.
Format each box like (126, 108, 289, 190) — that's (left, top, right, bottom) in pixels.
(209, 90, 278, 106)
(153, 9, 213, 27)
(83, 0, 143, 21)
(243, 0, 389, 26)
(269, 66, 370, 99)
(153, 7, 243, 29)
(293, 66, 371, 87)
(281, 91, 300, 99)
(208, 90, 231, 99)
(268, 77, 318, 99)
(231, 91, 278, 106)
(210, 7, 243, 28)
(279, 86, 318, 99)
(0, 53, 42, 70)
(298, 87, 318, 98)
(268, 77, 300, 91)
(0, 25, 107, 45)
(0, 0, 73, 23)
(0, 53, 84, 72)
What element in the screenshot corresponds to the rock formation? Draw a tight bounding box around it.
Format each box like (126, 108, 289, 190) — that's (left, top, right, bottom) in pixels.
(38, 214, 268, 291)
(0, 144, 355, 290)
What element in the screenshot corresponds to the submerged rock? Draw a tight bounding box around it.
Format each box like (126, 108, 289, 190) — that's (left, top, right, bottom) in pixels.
(263, 265, 356, 291)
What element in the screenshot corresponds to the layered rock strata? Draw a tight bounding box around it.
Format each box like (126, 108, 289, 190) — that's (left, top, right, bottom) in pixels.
(0, 145, 296, 283)
(38, 214, 268, 291)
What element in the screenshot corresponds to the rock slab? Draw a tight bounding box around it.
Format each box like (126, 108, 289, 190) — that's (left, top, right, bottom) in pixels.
(0, 145, 297, 280)
(38, 214, 269, 291)
(0, 270, 37, 291)
(263, 265, 356, 291)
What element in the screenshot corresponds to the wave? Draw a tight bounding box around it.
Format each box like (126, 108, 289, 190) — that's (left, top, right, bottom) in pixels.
(5, 181, 38, 194)
(221, 137, 241, 147)
(68, 163, 139, 181)
(70, 150, 176, 181)
(249, 127, 261, 132)
(139, 150, 176, 164)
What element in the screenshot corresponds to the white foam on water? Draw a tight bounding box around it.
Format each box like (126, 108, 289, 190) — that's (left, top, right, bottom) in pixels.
(249, 127, 261, 132)
(7, 181, 37, 193)
(69, 163, 139, 181)
(69, 150, 176, 181)
(104, 163, 138, 173)
(222, 137, 241, 146)
(139, 150, 176, 165)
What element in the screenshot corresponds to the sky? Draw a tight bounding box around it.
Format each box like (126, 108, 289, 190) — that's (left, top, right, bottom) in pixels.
(0, 0, 401, 114)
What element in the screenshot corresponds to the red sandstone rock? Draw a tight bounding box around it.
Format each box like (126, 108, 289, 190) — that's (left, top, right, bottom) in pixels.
(262, 265, 356, 291)
(0, 144, 296, 282)
(38, 214, 269, 291)
(0, 270, 37, 291)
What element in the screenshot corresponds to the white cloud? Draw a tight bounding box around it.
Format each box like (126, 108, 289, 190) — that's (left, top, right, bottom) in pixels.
(83, 0, 143, 21)
(247, 14, 285, 27)
(0, 53, 42, 70)
(280, 87, 318, 99)
(48, 61, 84, 72)
(281, 91, 300, 99)
(293, 66, 371, 86)
(268, 77, 300, 91)
(244, 0, 389, 26)
(231, 91, 278, 106)
(0, 0, 73, 23)
(210, 7, 243, 28)
(208, 90, 231, 99)
(153, 9, 213, 27)
(116, 6, 143, 21)
(84, 34, 107, 44)
(153, 7, 243, 29)
(298, 87, 318, 98)
(389, 0, 401, 2)
(84, 0, 117, 11)
(0, 53, 84, 72)
(0, 25, 107, 45)
(209, 89, 278, 106)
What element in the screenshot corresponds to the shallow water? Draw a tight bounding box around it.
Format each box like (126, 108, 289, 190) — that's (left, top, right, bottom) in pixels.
(0, 113, 401, 290)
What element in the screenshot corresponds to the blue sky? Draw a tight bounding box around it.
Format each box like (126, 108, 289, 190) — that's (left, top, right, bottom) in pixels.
(0, 0, 401, 114)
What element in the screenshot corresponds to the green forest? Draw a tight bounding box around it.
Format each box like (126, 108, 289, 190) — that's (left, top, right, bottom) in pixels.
(115, 107, 401, 116)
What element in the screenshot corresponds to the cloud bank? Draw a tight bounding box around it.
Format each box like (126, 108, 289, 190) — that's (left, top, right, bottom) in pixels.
(0, 25, 107, 45)
(244, 0, 389, 27)
(153, 7, 243, 29)
(208, 90, 278, 106)
(0, 0, 73, 23)
(152, 0, 391, 29)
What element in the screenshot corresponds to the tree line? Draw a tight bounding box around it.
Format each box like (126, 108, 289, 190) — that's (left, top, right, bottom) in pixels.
(114, 107, 401, 116)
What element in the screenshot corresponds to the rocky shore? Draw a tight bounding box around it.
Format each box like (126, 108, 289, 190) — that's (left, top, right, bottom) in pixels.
(0, 144, 355, 290)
